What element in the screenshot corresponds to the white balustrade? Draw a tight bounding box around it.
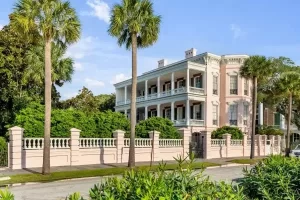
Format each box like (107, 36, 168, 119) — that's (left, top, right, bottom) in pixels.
(190, 119, 204, 126)
(173, 87, 186, 94)
(124, 138, 152, 148)
(230, 139, 243, 146)
(159, 139, 182, 147)
(160, 90, 171, 97)
(23, 138, 70, 149)
(189, 87, 205, 95)
(79, 138, 116, 148)
(211, 139, 226, 146)
(116, 101, 125, 106)
(148, 93, 158, 100)
(136, 96, 145, 102)
(173, 119, 186, 126)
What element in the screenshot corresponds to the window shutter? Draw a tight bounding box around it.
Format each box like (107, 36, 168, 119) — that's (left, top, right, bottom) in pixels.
(175, 108, 177, 120)
(190, 106, 194, 119)
(199, 104, 202, 119)
(163, 109, 165, 118)
(183, 107, 186, 119)
(191, 78, 194, 87)
(274, 113, 280, 125)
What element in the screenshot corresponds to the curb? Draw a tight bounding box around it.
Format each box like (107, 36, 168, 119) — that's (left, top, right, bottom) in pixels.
(206, 163, 250, 169)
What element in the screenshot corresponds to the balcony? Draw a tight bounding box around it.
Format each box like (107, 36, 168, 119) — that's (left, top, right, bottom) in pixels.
(189, 87, 205, 95)
(160, 90, 172, 97)
(173, 119, 205, 127)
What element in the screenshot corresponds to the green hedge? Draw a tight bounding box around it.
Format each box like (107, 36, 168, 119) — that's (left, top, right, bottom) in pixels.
(257, 125, 283, 136)
(135, 117, 181, 139)
(212, 126, 244, 139)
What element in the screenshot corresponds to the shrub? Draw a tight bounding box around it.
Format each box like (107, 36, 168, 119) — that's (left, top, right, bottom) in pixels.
(93, 111, 130, 138)
(68, 155, 245, 199)
(212, 126, 244, 139)
(135, 117, 181, 138)
(241, 155, 300, 200)
(0, 137, 7, 152)
(257, 125, 283, 136)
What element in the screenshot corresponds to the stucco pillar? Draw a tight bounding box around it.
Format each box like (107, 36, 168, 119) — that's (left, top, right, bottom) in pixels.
(200, 131, 211, 159)
(149, 131, 160, 162)
(9, 126, 24, 170)
(186, 100, 190, 126)
(269, 135, 275, 155)
(243, 134, 248, 156)
(276, 135, 282, 154)
(178, 128, 191, 158)
(186, 68, 190, 92)
(258, 103, 263, 126)
(222, 133, 231, 158)
(145, 80, 148, 100)
(70, 128, 81, 166)
(157, 76, 160, 97)
(145, 106, 148, 119)
(171, 72, 174, 95)
(157, 104, 161, 117)
(171, 102, 175, 121)
(125, 85, 127, 104)
(113, 130, 125, 163)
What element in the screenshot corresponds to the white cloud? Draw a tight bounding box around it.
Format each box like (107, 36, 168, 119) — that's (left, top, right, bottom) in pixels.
(110, 73, 131, 84)
(74, 62, 84, 71)
(85, 78, 105, 87)
(230, 24, 245, 39)
(84, 0, 110, 23)
(0, 24, 3, 30)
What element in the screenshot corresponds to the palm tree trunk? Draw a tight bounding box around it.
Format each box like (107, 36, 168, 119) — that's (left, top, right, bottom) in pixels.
(285, 92, 292, 156)
(128, 33, 137, 168)
(250, 76, 257, 159)
(42, 39, 52, 174)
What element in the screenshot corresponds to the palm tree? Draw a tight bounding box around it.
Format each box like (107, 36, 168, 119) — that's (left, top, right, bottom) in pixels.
(11, 0, 81, 174)
(240, 56, 273, 159)
(272, 71, 300, 156)
(108, 0, 161, 167)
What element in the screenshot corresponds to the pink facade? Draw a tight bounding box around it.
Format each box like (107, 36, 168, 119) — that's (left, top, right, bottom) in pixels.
(9, 126, 280, 170)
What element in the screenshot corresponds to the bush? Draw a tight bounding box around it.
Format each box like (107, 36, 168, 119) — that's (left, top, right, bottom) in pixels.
(212, 126, 244, 139)
(257, 125, 283, 136)
(241, 155, 300, 200)
(68, 155, 245, 200)
(0, 137, 7, 152)
(135, 117, 181, 138)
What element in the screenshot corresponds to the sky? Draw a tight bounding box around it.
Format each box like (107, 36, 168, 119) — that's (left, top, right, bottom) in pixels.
(1, 0, 300, 99)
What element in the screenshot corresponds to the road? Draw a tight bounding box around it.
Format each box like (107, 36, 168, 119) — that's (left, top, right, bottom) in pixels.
(9, 166, 250, 200)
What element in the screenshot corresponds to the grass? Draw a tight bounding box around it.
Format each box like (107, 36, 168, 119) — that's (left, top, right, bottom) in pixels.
(0, 162, 219, 186)
(227, 158, 264, 165)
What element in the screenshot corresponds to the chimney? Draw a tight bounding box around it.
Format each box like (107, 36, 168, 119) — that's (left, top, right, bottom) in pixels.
(158, 59, 168, 68)
(185, 48, 197, 59)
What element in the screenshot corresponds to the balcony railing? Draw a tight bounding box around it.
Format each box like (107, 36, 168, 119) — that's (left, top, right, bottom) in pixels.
(136, 96, 145, 102)
(173, 119, 204, 127)
(189, 87, 205, 95)
(190, 119, 205, 126)
(174, 87, 186, 94)
(160, 90, 172, 97)
(148, 93, 158, 100)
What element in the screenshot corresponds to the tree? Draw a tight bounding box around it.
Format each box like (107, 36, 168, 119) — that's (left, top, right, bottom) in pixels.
(240, 56, 273, 159)
(108, 0, 161, 167)
(11, 0, 81, 174)
(212, 126, 244, 139)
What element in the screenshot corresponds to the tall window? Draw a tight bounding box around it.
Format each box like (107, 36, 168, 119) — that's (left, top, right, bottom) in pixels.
(230, 75, 238, 94)
(177, 107, 183, 120)
(195, 76, 202, 88)
(243, 104, 249, 125)
(244, 79, 249, 96)
(213, 105, 218, 125)
(165, 108, 171, 119)
(165, 83, 171, 91)
(194, 104, 202, 119)
(229, 104, 238, 125)
(213, 76, 218, 95)
(178, 80, 184, 88)
(274, 112, 280, 127)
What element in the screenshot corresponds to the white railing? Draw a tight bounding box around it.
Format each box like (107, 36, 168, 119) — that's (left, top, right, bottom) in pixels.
(173, 119, 186, 126)
(136, 96, 145, 102)
(190, 119, 204, 126)
(189, 87, 205, 95)
(79, 138, 116, 148)
(148, 93, 158, 100)
(230, 139, 243, 146)
(173, 87, 186, 94)
(23, 138, 70, 149)
(211, 139, 226, 146)
(124, 138, 152, 148)
(116, 101, 125, 106)
(159, 139, 183, 147)
(160, 90, 172, 97)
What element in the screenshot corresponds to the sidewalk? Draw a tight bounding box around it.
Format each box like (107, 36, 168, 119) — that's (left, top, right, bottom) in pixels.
(0, 157, 258, 177)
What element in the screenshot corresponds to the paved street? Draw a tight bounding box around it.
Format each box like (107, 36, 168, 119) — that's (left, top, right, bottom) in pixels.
(8, 165, 250, 200)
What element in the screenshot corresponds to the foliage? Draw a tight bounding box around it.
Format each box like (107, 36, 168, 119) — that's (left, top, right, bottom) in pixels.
(241, 155, 300, 200)
(0, 188, 14, 200)
(212, 126, 244, 139)
(0, 137, 7, 152)
(257, 125, 283, 136)
(135, 117, 181, 139)
(68, 155, 245, 200)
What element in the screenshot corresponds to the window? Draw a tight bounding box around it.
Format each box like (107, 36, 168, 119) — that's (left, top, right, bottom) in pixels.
(213, 76, 218, 95)
(165, 83, 171, 91)
(243, 104, 249, 125)
(177, 107, 183, 120)
(244, 79, 249, 96)
(178, 80, 184, 88)
(274, 113, 280, 127)
(150, 110, 157, 117)
(151, 86, 157, 94)
(213, 105, 218, 125)
(229, 104, 238, 125)
(165, 108, 171, 119)
(230, 75, 238, 94)
(194, 76, 202, 88)
(194, 104, 202, 119)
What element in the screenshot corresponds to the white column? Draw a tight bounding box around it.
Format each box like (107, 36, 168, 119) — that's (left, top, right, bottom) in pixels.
(171, 102, 175, 121)
(157, 76, 160, 97)
(157, 104, 161, 117)
(125, 109, 128, 118)
(171, 72, 174, 94)
(186, 100, 190, 126)
(145, 80, 148, 100)
(124, 86, 127, 104)
(258, 103, 263, 125)
(145, 106, 148, 119)
(186, 68, 190, 92)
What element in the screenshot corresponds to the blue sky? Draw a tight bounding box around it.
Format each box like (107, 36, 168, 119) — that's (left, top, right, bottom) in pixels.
(1, 0, 300, 99)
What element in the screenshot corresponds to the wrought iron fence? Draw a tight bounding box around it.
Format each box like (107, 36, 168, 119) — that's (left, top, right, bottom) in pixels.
(0, 147, 8, 167)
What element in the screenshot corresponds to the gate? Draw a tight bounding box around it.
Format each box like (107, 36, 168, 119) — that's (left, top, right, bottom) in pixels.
(190, 132, 204, 158)
(0, 144, 8, 167)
